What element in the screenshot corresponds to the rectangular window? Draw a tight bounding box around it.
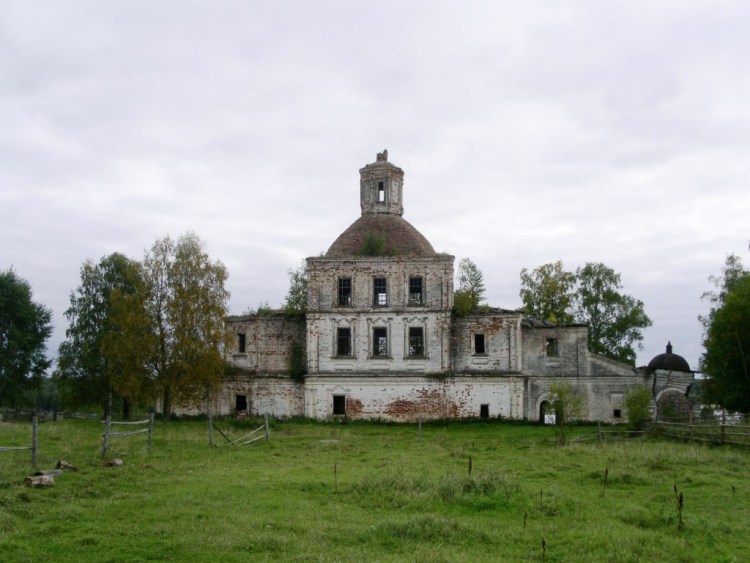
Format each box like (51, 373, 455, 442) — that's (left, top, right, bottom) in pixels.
(235, 394, 248, 411)
(480, 404, 489, 418)
(408, 276, 423, 305)
(373, 327, 388, 357)
(373, 277, 387, 306)
(377, 180, 385, 202)
(408, 327, 424, 357)
(338, 277, 352, 306)
(474, 334, 486, 355)
(611, 393, 624, 419)
(337, 327, 351, 357)
(333, 395, 346, 415)
(238, 333, 246, 353)
(546, 338, 559, 357)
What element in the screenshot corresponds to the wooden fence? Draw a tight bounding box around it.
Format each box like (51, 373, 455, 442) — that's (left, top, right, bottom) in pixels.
(101, 413, 155, 459)
(651, 420, 750, 447)
(208, 414, 269, 447)
(0, 415, 38, 465)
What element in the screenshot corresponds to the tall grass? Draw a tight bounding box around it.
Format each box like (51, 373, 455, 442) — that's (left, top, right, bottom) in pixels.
(1, 419, 748, 561)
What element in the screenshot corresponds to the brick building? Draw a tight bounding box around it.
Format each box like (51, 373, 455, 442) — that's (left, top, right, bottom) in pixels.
(202, 152, 693, 421)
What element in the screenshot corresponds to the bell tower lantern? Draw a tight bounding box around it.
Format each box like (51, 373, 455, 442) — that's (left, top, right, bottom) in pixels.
(359, 149, 404, 216)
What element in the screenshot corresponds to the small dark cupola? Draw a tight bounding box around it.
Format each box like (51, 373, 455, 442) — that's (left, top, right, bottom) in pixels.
(359, 149, 404, 216)
(647, 341, 691, 372)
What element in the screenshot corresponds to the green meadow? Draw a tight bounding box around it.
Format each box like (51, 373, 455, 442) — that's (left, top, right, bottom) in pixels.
(1, 418, 748, 562)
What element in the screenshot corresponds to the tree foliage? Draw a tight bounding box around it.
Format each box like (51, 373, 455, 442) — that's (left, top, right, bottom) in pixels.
(701, 252, 750, 412)
(0, 269, 53, 407)
(574, 263, 651, 364)
(142, 233, 230, 417)
(624, 386, 652, 431)
(56, 253, 143, 414)
(519, 261, 651, 364)
(283, 263, 308, 318)
(519, 261, 575, 324)
(454, 258, 486, 315)
(548, 381, 586, 444)
(56, 233, 230, 418)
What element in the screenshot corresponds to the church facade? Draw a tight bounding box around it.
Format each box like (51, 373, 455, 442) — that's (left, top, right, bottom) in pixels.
(208, 152, 692, 422)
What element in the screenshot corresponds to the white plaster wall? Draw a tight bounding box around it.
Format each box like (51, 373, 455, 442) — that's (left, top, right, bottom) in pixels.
(304, 375, 524, 421)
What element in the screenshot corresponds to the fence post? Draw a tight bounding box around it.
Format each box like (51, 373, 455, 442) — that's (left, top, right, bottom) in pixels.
(102, 414, 112, 459)
(418, 415, 422, 441)
(147, 412, 154, 450)
(31, 414, 38, 467)
(208, 413, 213, 447)
(264, 414, 270, 442)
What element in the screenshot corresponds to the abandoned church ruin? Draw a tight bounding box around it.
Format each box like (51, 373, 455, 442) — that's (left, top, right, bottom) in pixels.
(200, 152, 693, 421)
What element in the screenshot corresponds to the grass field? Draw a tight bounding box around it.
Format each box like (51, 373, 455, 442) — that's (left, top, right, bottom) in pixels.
(1, 417, 748, 562)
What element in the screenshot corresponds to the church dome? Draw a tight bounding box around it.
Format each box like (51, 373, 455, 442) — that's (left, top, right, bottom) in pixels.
(326, 214, 436, 257)
(647, 342, 691, 372)
(325, 150, 437, 258)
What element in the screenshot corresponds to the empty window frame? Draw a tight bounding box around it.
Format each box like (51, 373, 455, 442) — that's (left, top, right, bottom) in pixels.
(408, 276, 423, 305)
(372, 327, 388, 357)
(474, 334, 486, 355)
(333, 394, 346, 416)
(237, 333, 246, 353)
(373, 277, 387, 306)
(408, 327, 424, 357)
(546, 338, 559, 357)
(611, 393, 624, 419)
(338, 277, 352, 306)
(480, 404, 490, 418)
(235, 394, 248, 411)
(337, 327, 352, 357)
(377, 180, 385, 203)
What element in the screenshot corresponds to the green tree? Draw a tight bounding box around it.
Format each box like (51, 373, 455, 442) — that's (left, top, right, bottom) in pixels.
(142, 233, 230, 417)
(518, 261, 651, 364)
(573, 262, 651, 364)
(56, 253, 142, 416)
(454, 258, 486, 315)
(548, 381, 586, 444)
(701, 269, 750, 413)
(283, 263, 308, 318)
(624, 386, 652, 431)
(519, 260, 576, 324)
(0, 269, 53, 407)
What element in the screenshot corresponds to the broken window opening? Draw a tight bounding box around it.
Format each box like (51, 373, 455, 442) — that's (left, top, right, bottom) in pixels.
(333, 395, 346, 416)
(613, 409, 622, 419)
(546, 338, 559, 357)
(408, 327, 424, 357)
(237, 333, 246, 353)
(408, 276, 423, 305)
(474, 334, 486, 355)
(480, 404, 489, 418)
(377, 180, 385, 203)
(235, 394, 248, 412)
(338, 277, 352, 306)
(373, 277, 387, 306)
(373, 327, 388, 357)
(337, 327, 352, 357)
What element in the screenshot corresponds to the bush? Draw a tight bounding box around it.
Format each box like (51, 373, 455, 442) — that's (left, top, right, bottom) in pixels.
(625, 387, 652, 431)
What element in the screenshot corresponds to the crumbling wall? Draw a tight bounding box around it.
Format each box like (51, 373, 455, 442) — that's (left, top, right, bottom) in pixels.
(226, 314, 305, 373)
(304, 374, 524, 421)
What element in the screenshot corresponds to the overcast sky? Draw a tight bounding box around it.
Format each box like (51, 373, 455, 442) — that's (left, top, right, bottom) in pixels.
(2, 1, 749, 372)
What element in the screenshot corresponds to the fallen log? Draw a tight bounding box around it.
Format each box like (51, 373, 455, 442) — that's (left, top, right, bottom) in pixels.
(56, 460, 79, 472)
(101, 459, 123, 467)
(25, 474, 54, 487)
